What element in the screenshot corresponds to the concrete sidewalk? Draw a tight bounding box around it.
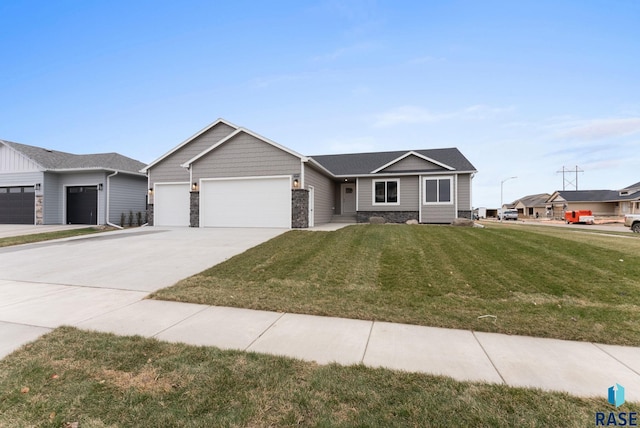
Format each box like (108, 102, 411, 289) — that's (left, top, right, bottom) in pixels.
(1, 280, 639, 402)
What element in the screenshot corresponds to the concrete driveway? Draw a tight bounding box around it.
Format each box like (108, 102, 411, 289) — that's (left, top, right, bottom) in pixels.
(0, 226, 285, 357)
(0, 226, 284, 291)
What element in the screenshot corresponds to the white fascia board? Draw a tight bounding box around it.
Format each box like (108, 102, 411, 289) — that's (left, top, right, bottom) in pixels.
(141, 118, 240, 172)
(181, 127, 309, 168)
(370, 151, 455, 173)
(331, 170, 476, 179)
(49, 168, 146, 177)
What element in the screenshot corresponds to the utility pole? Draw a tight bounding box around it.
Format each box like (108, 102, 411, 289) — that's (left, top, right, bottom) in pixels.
(500, 176, 517, 222)
(556, 165, 584, 190)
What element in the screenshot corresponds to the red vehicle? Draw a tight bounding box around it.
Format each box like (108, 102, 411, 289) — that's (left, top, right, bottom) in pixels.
(564, 210, 595, 224)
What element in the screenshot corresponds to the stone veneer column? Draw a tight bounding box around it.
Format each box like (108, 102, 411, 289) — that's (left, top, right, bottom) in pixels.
(291, 189, 309, 228)
(190, 192, 199, 227)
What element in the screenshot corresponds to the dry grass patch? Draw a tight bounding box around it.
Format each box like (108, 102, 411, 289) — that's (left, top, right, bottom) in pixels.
(1, 327, 634, 427)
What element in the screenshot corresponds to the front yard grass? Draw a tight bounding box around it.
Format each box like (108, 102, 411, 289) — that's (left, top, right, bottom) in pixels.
(151, 224, 640, 346)
(1, 327, 630, 427)
(0, 227, 106, 248)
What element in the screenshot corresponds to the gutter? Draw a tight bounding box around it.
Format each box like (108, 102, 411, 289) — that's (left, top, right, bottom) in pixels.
(106, 171, 124, 229)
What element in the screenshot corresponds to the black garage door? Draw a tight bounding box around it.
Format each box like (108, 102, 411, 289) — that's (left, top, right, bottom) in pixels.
(0, 186, 35, 224)
(67, 186, 98, 225)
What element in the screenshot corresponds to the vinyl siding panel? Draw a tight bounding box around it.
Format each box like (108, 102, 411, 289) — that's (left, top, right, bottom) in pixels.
(304, 164, 335, 225)
(381, 155, 446, 173)
(0, 171, 43, 187)
(420, 174, 457, 223)
(108, 174, 148, 224)
(192, 133, 301, 180)
(457, 174, 472, 210)
(57, 172, 107, 224)
(0, 144, 41, 172)
(149, 123, 236, 185)
(43, 173, 61, 224)
(358, 176, 419, 211)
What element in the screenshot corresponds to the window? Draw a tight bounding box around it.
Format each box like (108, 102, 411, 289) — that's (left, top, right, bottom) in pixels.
(373, 179, 399, 205)
(424, 177, 452, 204)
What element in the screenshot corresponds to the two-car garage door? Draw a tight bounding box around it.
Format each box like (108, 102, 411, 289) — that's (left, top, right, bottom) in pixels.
(201, 177, 290, 228)
(153, 177, 291, 228)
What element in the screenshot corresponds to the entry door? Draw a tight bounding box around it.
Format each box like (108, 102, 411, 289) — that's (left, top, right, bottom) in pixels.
(341, 183, 356, 214)
(67, 186, 98, 225)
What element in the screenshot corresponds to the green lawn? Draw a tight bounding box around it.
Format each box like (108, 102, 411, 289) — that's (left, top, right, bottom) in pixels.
(0, 227, 107, 248)
(0, 327, 628, 428)
(151, 224, 640, 346)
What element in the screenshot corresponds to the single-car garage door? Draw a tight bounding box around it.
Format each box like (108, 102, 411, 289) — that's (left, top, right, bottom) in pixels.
(154, 183, 190, 226)
(0, 186, 35, 224)
(201, 177, 290, 228)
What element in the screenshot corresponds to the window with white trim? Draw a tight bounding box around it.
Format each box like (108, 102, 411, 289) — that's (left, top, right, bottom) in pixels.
(424, 177, 452, 204)
(373, 179, 399, 205)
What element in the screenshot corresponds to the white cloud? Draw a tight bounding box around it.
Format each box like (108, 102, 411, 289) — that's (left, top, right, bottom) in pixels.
(372, 104, 513, 127)
(555, 117, 640, 140)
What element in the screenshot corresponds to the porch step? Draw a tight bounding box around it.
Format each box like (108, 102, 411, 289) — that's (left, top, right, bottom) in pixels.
(331, 214, 357, 223)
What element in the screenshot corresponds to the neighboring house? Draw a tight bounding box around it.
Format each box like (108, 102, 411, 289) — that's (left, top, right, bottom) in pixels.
(0, 140, 147, 225)
(546, 184, 640, 218)
(142, 118, 477, 228)
(512, 193, 551, 218)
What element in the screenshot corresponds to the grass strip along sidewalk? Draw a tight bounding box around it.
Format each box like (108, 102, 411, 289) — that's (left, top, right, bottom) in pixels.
(151, 224, 640, 346)
(1, 327, 632, 427)
(0, 228, 105, 248)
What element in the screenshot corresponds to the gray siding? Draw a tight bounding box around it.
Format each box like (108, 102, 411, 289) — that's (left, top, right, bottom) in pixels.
(0, 171, 43, 186)
(381, 155, 445, 173)
(192, 133, 301, 180)
(420, 174, 457, 223)
(357, 176, 419, 211)
(43, 173, 61, 224)
(457, 174, 472, 210)
(57, 172, 108, 224)
(108, 173, 148, 224)
(149, 122, 236, 186)
(304, 164, 335, 225)
(0, 144, 41, 172)
(421, 204, 456, 223)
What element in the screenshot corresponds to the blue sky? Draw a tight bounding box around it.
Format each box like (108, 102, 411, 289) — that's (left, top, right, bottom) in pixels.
(1, 0, 639, 207)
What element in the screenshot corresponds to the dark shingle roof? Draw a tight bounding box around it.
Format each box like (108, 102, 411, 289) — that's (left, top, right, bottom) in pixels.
(552, 190, 623, 202)
(623, 181, 640, 190)
(310, 148, 476, 176)
(1, 140, 146, 174)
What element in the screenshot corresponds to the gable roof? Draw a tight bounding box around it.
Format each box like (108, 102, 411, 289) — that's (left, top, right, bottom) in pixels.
(181, 127, 308, 167)
(1, 140, 146, 175)
(513, 193, 551, 207)
(141, 118, 239, 172)
(310, 148, 476, 176)
(548, 190, 622, 203)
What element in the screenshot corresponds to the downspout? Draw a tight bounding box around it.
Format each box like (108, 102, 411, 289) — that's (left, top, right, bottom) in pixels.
(106, 170, 124, 229)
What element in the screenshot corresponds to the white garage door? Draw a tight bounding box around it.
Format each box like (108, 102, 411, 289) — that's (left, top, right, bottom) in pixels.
(154, 183, 190, 226)
(201, 177, 290, 228)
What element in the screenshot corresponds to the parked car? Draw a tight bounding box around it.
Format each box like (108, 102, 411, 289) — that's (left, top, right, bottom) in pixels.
(624, 214, 640, 233)
(501, 209, 518, 221)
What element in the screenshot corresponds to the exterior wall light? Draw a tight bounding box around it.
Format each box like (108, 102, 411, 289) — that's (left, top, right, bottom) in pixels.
(35, 183, 41, 190)
(148, 187, 153, 194)
(292, 178, 300, 189)
(192, 182, 198, 191)
(98, 183, 103, 191)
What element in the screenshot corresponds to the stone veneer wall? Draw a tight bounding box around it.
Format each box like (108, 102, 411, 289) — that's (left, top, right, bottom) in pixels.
(147, 204, 154, 226)
(35, 195, 44, 225)
(457, 210, 472, 219)
(356, 211, 419, 224)
(190, 192, 199, 227)
(291, 189, 309, 228)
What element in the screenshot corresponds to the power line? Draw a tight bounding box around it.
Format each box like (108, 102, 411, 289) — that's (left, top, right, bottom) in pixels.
(556, 165, 584, 190)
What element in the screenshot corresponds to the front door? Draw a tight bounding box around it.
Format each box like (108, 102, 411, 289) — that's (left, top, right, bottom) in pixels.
(341, 183, 356, 214)
(67, 186, 98, 224)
